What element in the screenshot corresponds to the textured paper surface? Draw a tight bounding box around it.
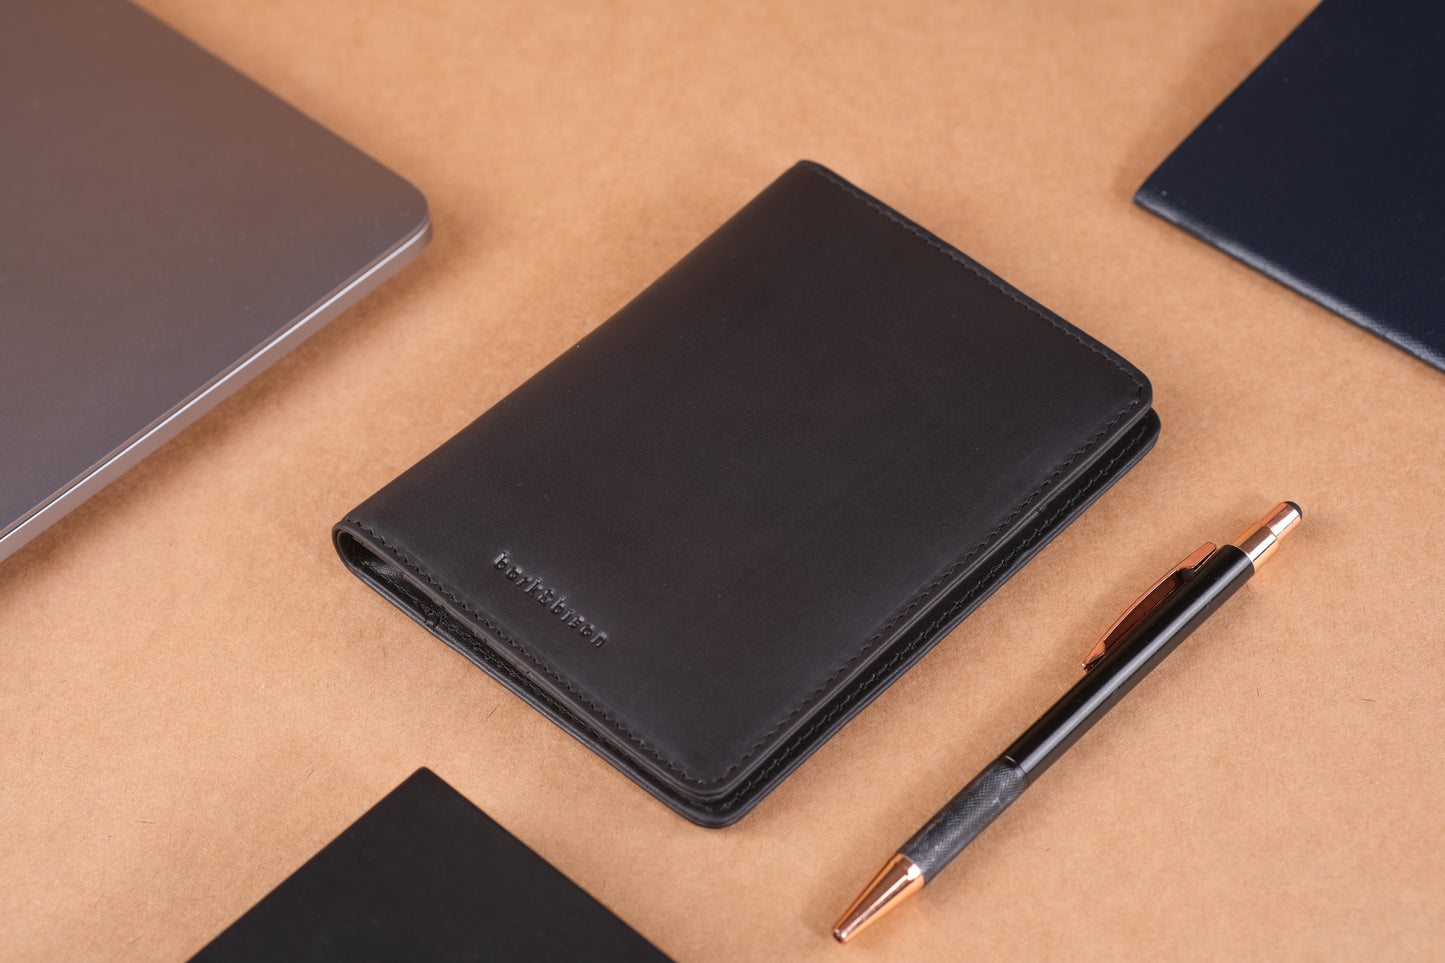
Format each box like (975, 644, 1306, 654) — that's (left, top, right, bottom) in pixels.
(2, 1, 1441, 960)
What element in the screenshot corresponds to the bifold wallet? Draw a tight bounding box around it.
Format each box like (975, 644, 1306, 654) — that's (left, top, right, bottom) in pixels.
(190, 769, 670, 962)
(334, 161, 1159, 827)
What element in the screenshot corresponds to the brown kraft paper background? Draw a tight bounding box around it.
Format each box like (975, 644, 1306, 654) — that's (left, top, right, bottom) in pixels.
(2, 0, 1441, 959)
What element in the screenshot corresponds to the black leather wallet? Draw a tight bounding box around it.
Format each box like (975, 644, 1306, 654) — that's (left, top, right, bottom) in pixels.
(335, 162, 1158, 826)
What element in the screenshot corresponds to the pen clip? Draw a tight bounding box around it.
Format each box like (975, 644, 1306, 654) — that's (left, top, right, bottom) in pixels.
(1082, 542, 1217, 671)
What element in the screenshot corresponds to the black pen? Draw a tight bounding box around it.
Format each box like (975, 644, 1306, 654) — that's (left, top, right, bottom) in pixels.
(833, 502, 1302, 942)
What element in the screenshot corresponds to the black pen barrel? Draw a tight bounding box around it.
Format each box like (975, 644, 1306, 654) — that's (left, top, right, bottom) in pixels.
(835, 509, 1300, 943)
(1004, 545, 1254, 779)
(900, 546, 1253, 880)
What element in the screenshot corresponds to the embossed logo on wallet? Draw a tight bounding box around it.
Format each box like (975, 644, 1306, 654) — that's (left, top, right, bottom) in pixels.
(492, 552, 608, 647)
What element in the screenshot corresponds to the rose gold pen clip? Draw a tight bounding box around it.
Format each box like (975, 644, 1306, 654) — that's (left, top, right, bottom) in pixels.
(1082, 502, 1301, 671)
(1081, 542, 1215, 670)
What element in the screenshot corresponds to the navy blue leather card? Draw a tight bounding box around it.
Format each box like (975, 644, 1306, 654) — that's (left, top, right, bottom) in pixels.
(190, 769, 670, 962)
(1136, 0, 1445, 373)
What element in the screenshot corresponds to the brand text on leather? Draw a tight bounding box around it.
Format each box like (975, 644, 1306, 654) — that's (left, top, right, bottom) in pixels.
(492, 552, 608, 647)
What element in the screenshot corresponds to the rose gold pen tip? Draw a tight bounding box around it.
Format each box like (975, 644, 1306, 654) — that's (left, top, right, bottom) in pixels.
(832, 854, 925, 943)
